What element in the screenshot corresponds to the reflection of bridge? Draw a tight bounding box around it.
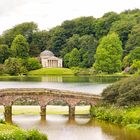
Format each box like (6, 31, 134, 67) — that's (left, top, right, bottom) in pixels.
(0, 88, 101, 122)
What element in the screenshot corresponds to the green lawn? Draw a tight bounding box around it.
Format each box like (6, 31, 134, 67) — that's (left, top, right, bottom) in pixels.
(28, 68, 74, 75)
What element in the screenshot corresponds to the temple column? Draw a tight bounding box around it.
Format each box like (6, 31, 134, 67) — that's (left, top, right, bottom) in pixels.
(69, 105, 75, 120)
(4, 105, 12, 123)
(40, 105, 46, 121)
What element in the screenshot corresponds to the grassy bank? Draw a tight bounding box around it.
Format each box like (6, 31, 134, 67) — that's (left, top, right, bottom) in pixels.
(91, 106, 140, 130)
(0, 105, 90, 115)
(0, 123, 48, 140)
(28, 68, 74, 75)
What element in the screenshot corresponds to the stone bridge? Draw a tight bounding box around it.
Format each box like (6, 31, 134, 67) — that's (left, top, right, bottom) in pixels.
(0, 88, 101, 123)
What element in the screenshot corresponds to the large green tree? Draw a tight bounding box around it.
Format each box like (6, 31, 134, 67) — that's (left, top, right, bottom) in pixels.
(66, 48, 80, 68)
(94, 33, 123, 73)
(0, 44, 10, 63)
(11, 34, 29, 58)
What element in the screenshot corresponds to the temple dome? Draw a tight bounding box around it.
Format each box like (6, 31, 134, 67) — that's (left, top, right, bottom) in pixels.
(40, 50, 54, 57)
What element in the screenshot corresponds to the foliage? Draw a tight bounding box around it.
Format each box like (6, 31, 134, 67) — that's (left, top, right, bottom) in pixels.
(26, 57, 42, 71)
(90, 106, 140, 130)
(0, 44, 10, 64)
(129, 60, 140, 74)
(94, 33, 123, 73)
(11, 34, 29, 58)
(4, 57, 27, 75)
(110, 19, 135, 49)
(95, 12, 120, 39)
(0, 124, 48, 140)
(0, 22, 38, 46)
(0, 64, 5, 75)
(30, 31, 49, 56)
(125, 24, 140, 54)
(63, 35, 98, 68)
(102, 76, 140, 106)
(67, 48, 81, 68)
(0, 9, 140, 73)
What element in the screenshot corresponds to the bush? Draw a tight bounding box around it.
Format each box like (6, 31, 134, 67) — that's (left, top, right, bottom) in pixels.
(102, 76, 140, 106)
(4, 57, 22, 75)
(90, 106, 140, 129)
(26, 57, 41, 71)
(0, 124, 48, 140)
(0, 64, 5, 75)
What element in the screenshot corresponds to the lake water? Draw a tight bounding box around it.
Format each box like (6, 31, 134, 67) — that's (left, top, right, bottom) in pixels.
(10, 115, 140, 140)
(0, 75, 123, 95)
(1, 75, 139, 140)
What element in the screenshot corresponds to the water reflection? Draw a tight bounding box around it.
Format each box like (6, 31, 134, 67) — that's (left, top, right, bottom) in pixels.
(10, 115, 140, 140)
(0, 75, 124, 94)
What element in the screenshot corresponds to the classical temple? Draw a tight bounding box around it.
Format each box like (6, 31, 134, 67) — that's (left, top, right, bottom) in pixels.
(40, 50, 63, 68)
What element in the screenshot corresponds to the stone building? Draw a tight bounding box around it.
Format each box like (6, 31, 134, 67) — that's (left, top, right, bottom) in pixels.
(40, 50, 63, 68)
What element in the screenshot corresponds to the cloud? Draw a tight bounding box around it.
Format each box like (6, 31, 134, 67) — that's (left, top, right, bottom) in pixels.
(0, 0, 140, 34)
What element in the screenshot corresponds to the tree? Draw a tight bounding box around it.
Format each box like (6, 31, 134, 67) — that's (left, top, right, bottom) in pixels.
(30, 31, 49, 56)
(66, 48, 80, 68)
(26, 57, 42, 71)
(125, 24, 140, 54)
(11, 34, 29, 58)
(95, 12, 120, 39)
(123, 47, 140, 67)
(79, 35, 98, 67)
(110, 19, 135, 49)
(94, 33, 123, 73)
(0, 22, 38, 46)
(60, 34, 80, 57)
(4, 57, 24, 75)
(0, 44, 10, 63)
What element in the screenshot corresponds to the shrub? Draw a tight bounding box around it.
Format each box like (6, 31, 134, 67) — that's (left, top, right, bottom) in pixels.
(0, 64, 5, 75)
(102, 76, 140, 106)
(26, 57, 41, 71)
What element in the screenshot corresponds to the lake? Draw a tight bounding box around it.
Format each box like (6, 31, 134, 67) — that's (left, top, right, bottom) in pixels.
(1, 75, 139, 140)
(0, 75, 123, 95)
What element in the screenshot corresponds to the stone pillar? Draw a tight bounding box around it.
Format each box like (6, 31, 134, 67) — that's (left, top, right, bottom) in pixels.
(69, 105, 75, 120)
(40, 105, 46, 121)
(4, 105, 12, 123)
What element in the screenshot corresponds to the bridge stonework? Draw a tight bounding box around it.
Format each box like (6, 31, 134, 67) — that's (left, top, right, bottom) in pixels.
(0, 88, 101, 123)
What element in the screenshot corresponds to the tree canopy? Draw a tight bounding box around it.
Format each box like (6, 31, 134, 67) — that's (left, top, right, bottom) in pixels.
(93, 33, 123, 73)
(11, 34, 29, 58)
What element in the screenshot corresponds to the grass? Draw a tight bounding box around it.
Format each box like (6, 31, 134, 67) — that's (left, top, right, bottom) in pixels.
(28, 68, 74, 75)
(0, 105, 90, 115)
(91, 106, 140, 130)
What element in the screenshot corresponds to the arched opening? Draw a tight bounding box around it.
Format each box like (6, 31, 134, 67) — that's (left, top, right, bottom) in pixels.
(11, 96, 40, 123)
(46, 99, 69, 122)
(75, 100, 92, 124)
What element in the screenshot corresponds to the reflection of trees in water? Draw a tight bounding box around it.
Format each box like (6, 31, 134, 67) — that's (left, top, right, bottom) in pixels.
(89, 76, 124, 83)
(89, 119, 140, 140)
(67, 118, 140, 140)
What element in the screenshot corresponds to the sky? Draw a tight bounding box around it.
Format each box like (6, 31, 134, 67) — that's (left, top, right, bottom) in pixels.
(0, 0, 140, 34)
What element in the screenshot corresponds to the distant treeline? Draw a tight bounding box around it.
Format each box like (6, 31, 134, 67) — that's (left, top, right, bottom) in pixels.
(0, 9, 140, 74)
